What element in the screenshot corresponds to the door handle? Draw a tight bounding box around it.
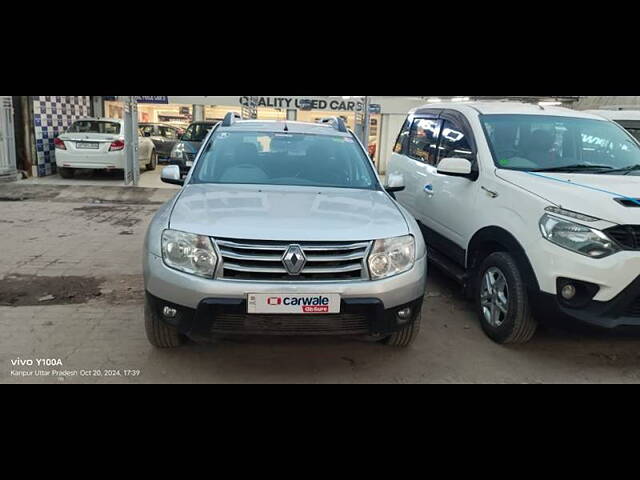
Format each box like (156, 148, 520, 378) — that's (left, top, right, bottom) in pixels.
(424, 184, 434, 197)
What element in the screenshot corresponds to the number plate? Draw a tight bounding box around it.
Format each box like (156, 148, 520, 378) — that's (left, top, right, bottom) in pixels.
(247, 293, 341, 314)
(76, 142, 99, 149)
(185, 160, 194, 167)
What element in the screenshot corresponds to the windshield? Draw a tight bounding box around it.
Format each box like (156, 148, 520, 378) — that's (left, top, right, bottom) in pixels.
(481, 114, 640, 173)
(182, 123, 215, 142)
(67, 121, 121, 134)
(191, 131, 379, 190)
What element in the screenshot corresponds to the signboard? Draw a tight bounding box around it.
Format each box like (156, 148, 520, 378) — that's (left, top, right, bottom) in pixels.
(106, 96, 169, 104)
(369, 104, 381, 114)
(238, 96, 365, 112)
(135, 96, 169, 104)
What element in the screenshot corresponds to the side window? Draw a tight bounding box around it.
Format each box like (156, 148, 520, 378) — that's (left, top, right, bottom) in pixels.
(409, 118, 441, 165)
(159, 126, 177, 139)
(437, 119, 474, 164)
(140, 125, 155, 137)
(393, 119, 411, 154)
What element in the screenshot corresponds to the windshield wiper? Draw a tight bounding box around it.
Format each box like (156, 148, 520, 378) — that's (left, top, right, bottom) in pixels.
(530, 164, 614, 173)
(602, 164, 640, 175)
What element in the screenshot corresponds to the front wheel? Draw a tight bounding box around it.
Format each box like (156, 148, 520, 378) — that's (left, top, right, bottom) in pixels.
(144, 295, 186, 348)
(382, 306, 422, 347)
(475, 252, 537, 344)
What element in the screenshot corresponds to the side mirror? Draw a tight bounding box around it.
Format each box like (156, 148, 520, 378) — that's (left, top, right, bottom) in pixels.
(385, 173, 405, 193)
(161, 165, 184, 186)
(437, 157, 474, 178)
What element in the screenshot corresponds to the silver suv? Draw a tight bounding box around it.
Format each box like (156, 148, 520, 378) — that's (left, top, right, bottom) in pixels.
(143, 113, 427, 348)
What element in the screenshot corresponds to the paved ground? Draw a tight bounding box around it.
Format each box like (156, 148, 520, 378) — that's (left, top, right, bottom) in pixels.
(19, 166, 171, 189)
(1, 182, 640, 383)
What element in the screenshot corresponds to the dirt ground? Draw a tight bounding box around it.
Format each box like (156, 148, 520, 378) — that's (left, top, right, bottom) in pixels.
(1, 183, 639, 383)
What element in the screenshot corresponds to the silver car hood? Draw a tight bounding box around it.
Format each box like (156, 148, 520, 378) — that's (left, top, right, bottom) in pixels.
(169, 184, 408, 241)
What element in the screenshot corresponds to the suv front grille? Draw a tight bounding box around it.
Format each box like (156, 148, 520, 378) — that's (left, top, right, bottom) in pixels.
(215, 238, 371, 281)
(605, 225, 640, 250)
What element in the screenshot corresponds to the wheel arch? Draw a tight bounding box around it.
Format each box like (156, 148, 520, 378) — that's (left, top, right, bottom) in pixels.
(466, 226, 540, 292)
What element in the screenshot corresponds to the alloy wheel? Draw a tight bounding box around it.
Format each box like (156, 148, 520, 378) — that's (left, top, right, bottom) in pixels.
(480, 267, 509, 328)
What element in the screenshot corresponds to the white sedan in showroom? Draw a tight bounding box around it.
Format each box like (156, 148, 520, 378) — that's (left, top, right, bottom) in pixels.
(54, 118, 157, 178)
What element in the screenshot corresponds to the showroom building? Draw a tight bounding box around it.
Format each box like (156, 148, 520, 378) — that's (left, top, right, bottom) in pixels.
(6, 95, 585, 179)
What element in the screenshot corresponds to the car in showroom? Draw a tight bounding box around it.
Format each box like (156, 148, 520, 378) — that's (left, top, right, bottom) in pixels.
(143, 113, 427, 348)
(168, 120, 219, 176)
(139, 123, 185, 160)
(54, 118, 157, 178)
(388, 101, 640, 343)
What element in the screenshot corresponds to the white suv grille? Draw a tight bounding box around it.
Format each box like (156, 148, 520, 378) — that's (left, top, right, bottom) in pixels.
(215, 238, 372, 281)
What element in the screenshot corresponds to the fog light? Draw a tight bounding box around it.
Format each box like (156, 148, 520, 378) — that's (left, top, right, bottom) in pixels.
(561, 284, 576, 300)
(397, 307, 412, 324)
(163, 306, 177, 318)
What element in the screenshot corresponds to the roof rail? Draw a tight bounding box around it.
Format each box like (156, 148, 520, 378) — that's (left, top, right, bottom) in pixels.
(319, 117, 348, 133)
(222, 112, 242, 127)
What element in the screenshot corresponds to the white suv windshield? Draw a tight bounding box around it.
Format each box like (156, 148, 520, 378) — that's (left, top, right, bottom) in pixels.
(191, 131, 378, 189)
(481, 114, 640, 174)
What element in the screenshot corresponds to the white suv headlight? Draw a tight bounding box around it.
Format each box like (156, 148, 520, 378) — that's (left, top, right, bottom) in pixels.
(368, 235, 415, 280)
(161, 229, 217, 277)
(539, 214, 619, 259)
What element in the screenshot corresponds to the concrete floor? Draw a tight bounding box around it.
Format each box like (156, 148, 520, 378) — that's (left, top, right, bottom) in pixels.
(19, 166, 174, 189)
(1, 183, 639, 383)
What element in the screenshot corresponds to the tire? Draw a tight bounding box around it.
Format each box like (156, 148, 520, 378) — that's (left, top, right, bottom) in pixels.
(382, 306, 422, 347)
(144, 295, 186, 348)
(475, 252, 538, 344)
(146, 150, 157, 171)
(58, 167, 75, 179)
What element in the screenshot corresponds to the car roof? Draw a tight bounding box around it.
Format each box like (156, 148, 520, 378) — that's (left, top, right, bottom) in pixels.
(583, 110, 640, 121)
(217, 120, 351, 136)
(412, 101, 607, 120)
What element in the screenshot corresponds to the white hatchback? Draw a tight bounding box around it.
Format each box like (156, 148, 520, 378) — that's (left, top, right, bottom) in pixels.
(54, 118, 157, 178)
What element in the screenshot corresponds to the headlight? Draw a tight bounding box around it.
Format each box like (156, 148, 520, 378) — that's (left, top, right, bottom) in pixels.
(161, 229, 217, 277)
(539, 214, 619, 258)
(368, 235, 415, 280)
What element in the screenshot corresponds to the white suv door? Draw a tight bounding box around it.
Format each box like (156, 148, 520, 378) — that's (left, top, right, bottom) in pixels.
(389, 112, 442, 222)
(422, 112, 481, 252)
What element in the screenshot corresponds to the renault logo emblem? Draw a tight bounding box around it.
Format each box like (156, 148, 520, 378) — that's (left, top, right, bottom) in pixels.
(282, 245, 306, 275)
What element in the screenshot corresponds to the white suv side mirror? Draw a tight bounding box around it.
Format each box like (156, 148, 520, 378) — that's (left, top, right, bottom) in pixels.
(385, 173, 405, 193)
(161, 165, 184, 186)
(437, 157, 473, 177)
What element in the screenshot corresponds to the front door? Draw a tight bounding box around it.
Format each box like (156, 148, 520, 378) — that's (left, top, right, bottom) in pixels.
(422, 111, 481, 260)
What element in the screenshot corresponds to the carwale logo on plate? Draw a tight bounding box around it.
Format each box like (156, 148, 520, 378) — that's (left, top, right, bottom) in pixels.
(248, 293, 339, 314)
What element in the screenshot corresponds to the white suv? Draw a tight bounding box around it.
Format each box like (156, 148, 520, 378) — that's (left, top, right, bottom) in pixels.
(388, 101, 640, 343)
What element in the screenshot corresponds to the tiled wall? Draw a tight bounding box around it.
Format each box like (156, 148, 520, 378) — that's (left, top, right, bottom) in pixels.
(32, 96, 91, 176)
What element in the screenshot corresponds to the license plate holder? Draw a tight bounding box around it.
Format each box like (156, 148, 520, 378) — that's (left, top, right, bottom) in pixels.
(247, 293, 341, 314)
(76, 142, 99, 150)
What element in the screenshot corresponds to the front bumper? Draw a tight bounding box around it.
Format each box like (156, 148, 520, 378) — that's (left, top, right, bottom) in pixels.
(528, 237, 640, 302)
(147, 291, 424, 337)
(144, 252, 427, 310)
(534, 275, 640, 328)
